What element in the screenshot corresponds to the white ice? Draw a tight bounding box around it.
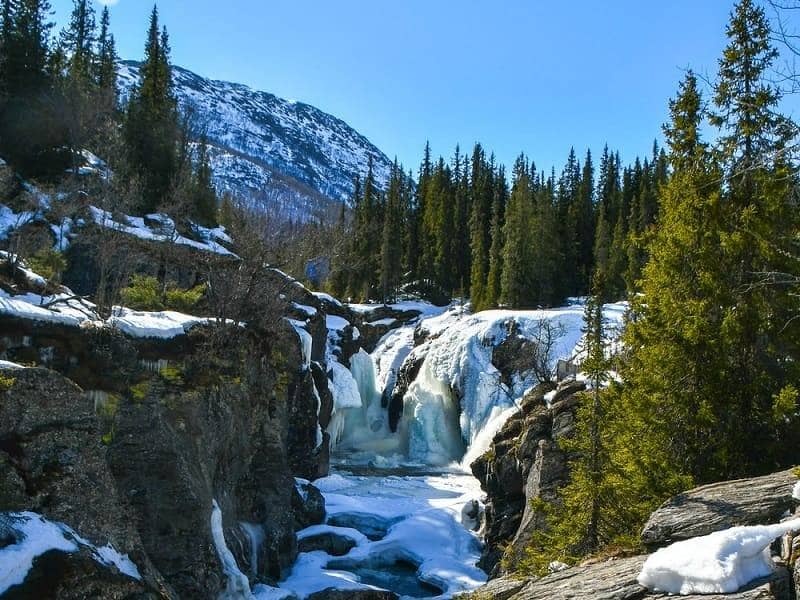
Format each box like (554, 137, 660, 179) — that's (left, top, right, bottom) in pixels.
(211, 500, 254, 599)
(275, 471, 486, 599)
(637, 518, 800, 595)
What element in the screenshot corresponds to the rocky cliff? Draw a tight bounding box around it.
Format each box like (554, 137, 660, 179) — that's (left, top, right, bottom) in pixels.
(0, 267, 332, 597)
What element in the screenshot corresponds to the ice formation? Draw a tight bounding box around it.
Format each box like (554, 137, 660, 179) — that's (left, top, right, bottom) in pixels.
(210, 500, 254, 600)
(637, 518, 800, 594)
(276, 472, 486, 599)
(324, 301, 626, 467)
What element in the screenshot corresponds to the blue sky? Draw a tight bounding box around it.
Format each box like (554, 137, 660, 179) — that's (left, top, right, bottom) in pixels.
(50, 0, 796, 173)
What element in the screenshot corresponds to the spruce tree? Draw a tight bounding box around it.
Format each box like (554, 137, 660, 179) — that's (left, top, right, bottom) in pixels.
(60, 0, 94, 82)
(123, 5, 179, 214)
(485, 166, 507, 307)
(193, 134, 217, 227)
(380, 160, 404, 303)
(94, 6, 116, 115)
(500, 155, 534, 307)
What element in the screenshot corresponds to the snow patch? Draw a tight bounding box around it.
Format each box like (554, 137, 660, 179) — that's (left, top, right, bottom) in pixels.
(637, 518, 800, 595)
(0, 512, 140, 595)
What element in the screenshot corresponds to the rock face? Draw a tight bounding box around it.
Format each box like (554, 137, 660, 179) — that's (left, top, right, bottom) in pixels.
(0, 298, 327, 597)
(641, 469, 800, 549)
(459, 555, 793, 600)
(0, 368, 170, 597)
(471, 380, 585, 575)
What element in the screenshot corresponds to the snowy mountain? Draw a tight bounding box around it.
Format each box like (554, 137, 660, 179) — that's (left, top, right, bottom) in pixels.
(118, 61, 393, 222)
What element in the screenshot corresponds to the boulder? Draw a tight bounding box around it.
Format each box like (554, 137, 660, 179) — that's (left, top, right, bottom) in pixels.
(460, 556, 792, 600)
(292, 481, 326, 530)
(298, 531, 357, 556)
(641, 469, 800, 549)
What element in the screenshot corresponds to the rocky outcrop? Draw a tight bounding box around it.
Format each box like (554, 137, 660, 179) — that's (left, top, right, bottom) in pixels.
(0, 367, 170, 597)
(459, 555, 793, 600)
(471, 380, 585, 576)
(641, 469, 800, 549)
(0, 302, 328, 597)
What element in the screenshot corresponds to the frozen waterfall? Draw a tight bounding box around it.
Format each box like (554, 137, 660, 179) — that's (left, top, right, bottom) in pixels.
(325, 302, 628, 468)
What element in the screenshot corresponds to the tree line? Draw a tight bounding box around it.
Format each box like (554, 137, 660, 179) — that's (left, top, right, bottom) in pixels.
(328, 135, 668, 309)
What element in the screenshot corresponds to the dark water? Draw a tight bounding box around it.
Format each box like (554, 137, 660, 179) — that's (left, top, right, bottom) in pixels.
(350, 562, 442, 598)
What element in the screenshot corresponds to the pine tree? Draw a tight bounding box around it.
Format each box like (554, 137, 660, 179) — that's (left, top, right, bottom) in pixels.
(0, 0, 65, 174)
(380, 160, 404, 303)
(60, 0, 94, 82)
(485, 166, 507, 307)
(123, 5, 179, 213)
(500, 155, 534, 307)
(193, 134, 217, 227)
(469, 144, 493, 309)
(94, 5, 116, 115)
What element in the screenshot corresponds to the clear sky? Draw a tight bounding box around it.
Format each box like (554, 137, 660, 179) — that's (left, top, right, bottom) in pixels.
(50, 0, 798, 173)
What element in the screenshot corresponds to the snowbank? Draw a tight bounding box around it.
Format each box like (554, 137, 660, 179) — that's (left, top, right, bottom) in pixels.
(0, 512, 140, 595)
(0, 287, 221, 340)
(637, 518, 800, 594)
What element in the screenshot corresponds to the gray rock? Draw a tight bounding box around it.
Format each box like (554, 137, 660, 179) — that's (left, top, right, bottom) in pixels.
(641, 469, 799, 549)
(293, 482, 326, 530)
(298, 531, 357, 556)
(462, 556, 792, 600)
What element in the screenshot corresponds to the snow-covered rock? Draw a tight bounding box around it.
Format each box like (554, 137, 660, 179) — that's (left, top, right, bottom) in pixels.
(0, 512, 140, 596)
(638, 518, 800, 595)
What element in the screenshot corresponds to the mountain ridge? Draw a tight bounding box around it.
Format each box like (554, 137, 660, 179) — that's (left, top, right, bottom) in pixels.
(118, 60, 394, 221)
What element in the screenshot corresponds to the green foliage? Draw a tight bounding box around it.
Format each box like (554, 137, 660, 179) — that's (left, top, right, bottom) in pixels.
(0, 374, 16, 392)
(165, 283, 205, 313)
(120, 274, 205, 313)
(120, 274, 162, 310)
(26, 248, 67, 282)
(773, 385, 799, 424)
(129, 380, 151, 402)
(122, 6, 179, 213)
(159, 363, 184, 386)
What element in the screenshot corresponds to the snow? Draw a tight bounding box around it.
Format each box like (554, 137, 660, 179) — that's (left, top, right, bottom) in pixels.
(109, 307, 215, 340)
(348, 301, 446, 318)
(90, 206, 237, 257)
(312, 292, 342, 307)
(0, 360, 24, 369)
(0, 512, 140, 595)
(293, 303, 318, 317)
(794, 481, 800, 502)
(211, 500, 254, 599)
(365, 318, 397, 327)
(637, 518, 800, 595)
(325, 315, 351, 331)
(273, 471, 486, 599)
(0, 286, 219, 340)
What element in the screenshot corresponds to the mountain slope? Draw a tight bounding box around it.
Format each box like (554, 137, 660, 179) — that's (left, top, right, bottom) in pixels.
(118, 61, 393, 221)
